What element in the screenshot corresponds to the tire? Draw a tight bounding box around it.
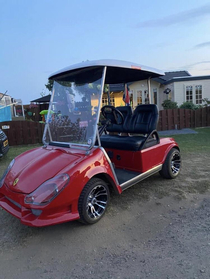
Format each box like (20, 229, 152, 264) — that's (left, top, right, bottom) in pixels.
(159, 148, 181, 179)
(78, 178, 110, 224)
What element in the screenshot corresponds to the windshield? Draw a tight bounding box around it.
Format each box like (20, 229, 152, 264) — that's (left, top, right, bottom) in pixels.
(43, 67, 105, 149)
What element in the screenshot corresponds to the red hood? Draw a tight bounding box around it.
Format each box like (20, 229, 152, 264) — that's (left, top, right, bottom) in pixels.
(5, 146, 83, 194)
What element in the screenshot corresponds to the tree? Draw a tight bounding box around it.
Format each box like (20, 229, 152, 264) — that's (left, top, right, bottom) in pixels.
(45, 80, 54, 92)
(40, 89, 46, 97)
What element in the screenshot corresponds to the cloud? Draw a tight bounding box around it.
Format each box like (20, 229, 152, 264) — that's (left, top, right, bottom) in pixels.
(186, 61, 210, 69)
(194, 41, 210, 49)
(176, 61, 210, 73)
(135, 4, 210, 28)
(165, 61, 210, 73)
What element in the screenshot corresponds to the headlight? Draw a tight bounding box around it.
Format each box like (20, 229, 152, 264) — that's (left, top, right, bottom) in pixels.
(24, 174, 70, 206)
(0, 159, 15, 188)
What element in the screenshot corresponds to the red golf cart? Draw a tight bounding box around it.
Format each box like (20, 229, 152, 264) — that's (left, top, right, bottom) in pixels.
(0, 60, 181, 226)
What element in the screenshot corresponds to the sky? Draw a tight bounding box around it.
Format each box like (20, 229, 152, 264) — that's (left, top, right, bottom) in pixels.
(1, 0, 210, 104)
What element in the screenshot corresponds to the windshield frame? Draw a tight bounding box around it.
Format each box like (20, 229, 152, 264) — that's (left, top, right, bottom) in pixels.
(42, 66, 107, 150)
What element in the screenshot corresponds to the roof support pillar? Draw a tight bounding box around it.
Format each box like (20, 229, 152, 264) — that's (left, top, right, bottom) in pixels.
(147, 78, 151, 104)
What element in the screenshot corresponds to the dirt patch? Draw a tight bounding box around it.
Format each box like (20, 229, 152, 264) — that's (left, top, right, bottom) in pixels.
(0, 152, 210, 279)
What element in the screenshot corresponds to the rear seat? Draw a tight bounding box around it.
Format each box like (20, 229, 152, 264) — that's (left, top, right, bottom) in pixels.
(100, 104, 159, 151)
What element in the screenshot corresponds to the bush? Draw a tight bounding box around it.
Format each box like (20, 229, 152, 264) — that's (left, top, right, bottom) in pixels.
(202, 98, 210, 107)
(162, 100, 178, 109)
(179, 102, 199, 110)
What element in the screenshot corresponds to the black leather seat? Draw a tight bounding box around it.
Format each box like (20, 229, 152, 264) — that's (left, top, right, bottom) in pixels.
(106, 106, 132, 133)
(100, 105, 159, 151)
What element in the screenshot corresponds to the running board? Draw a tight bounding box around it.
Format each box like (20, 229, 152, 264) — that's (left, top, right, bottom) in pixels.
(120, 164, 162, 191)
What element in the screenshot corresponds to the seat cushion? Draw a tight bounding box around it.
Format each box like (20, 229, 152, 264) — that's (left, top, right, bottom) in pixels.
(100, 134, 146, 151)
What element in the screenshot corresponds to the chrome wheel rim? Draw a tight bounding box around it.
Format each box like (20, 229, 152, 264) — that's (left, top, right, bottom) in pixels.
(171, 152, 181, 175)
(86, 185, 108, 220)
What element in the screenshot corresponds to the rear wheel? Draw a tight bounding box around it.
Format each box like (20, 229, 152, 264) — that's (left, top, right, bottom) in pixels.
(78, 178, 110, 224)
(160, 148, 181, 179)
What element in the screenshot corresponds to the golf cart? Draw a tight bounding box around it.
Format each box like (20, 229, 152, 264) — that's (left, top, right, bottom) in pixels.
(0, 59, 181, 226)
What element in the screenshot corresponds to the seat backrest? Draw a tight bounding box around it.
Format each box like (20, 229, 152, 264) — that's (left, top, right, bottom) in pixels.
(127, 104, 159, 134)
(106, 106, 132, 133)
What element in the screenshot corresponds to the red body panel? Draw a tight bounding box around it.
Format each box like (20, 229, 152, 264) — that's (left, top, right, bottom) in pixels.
(0, 146, 119, 227)
(0, 137, 178, 227)
(141, 138, 178, 172)
(104, 138, 178, 173)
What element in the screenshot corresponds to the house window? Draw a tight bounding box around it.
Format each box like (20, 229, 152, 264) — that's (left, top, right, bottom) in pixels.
(137, 91, 142, 105)
(110, 96, 115, 106)
(186, 86, 193, 102)
(195, 85, 202, 104)
(153, 89, 157, 104)
(102, 95, 115, 107)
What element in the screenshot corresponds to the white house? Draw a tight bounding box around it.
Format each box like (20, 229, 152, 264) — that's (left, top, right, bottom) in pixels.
(128, 71, 210, 110)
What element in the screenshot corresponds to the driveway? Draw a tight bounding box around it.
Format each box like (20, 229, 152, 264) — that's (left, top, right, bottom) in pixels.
(0, 152, 210, 279)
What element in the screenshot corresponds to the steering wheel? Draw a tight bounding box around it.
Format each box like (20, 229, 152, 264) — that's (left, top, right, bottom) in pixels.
(101, 105, 124, 125)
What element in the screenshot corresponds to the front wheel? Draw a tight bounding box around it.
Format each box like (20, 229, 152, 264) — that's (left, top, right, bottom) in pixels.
(159, 148, 181, 179)
(78, 178, 110, 224)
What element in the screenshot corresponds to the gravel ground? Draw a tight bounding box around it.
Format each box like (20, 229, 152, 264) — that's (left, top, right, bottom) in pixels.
(0, 152, 210, 279)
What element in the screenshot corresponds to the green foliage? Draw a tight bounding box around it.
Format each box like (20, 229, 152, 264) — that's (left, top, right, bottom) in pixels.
(162, 100, 178, 109)
(202, 98, 210, 107)
(45, 80, 54, 92)
(104, 84, 109, 92)
(40, 90, 46, 97)
(179, 102, 199, 110)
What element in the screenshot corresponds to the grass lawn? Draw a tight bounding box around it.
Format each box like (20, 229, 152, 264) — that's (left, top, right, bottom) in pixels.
(0, 127, 209, 178)
(0, 144, 42, 177)
(162, 127, 210, 154)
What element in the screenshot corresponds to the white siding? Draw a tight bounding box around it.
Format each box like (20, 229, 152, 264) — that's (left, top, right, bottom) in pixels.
(159, 84, 175, 110)
(174, 82, 185, 105)
(129, 80, 160, 108)
(129, 77, 210, 110)
(173, 79, 210, 106)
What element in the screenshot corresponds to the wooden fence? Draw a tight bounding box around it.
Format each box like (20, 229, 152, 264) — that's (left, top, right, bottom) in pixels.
(0, 121, 44, 146)
(158, 107, 210, 131)
(0, 107, 210, 146)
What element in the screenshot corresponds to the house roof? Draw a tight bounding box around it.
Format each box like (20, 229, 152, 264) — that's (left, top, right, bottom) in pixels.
(31, 94, 51, 103)
(164, 75, 210, 84)
(153, 71, 191, 84)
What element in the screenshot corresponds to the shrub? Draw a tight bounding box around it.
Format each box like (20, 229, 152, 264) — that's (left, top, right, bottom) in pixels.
(202, 98, 210, 107)
(162, 100, 178, 109)
(179, 102, 199, 110)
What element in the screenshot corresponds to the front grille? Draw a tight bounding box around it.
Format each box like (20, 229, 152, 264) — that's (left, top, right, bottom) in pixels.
(1, 144, 9, 154)
(0, 129, 8, 155)
(0, 131, 6, 140)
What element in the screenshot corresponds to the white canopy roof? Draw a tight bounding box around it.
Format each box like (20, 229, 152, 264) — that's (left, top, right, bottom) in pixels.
(49, 59, 164, 84)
